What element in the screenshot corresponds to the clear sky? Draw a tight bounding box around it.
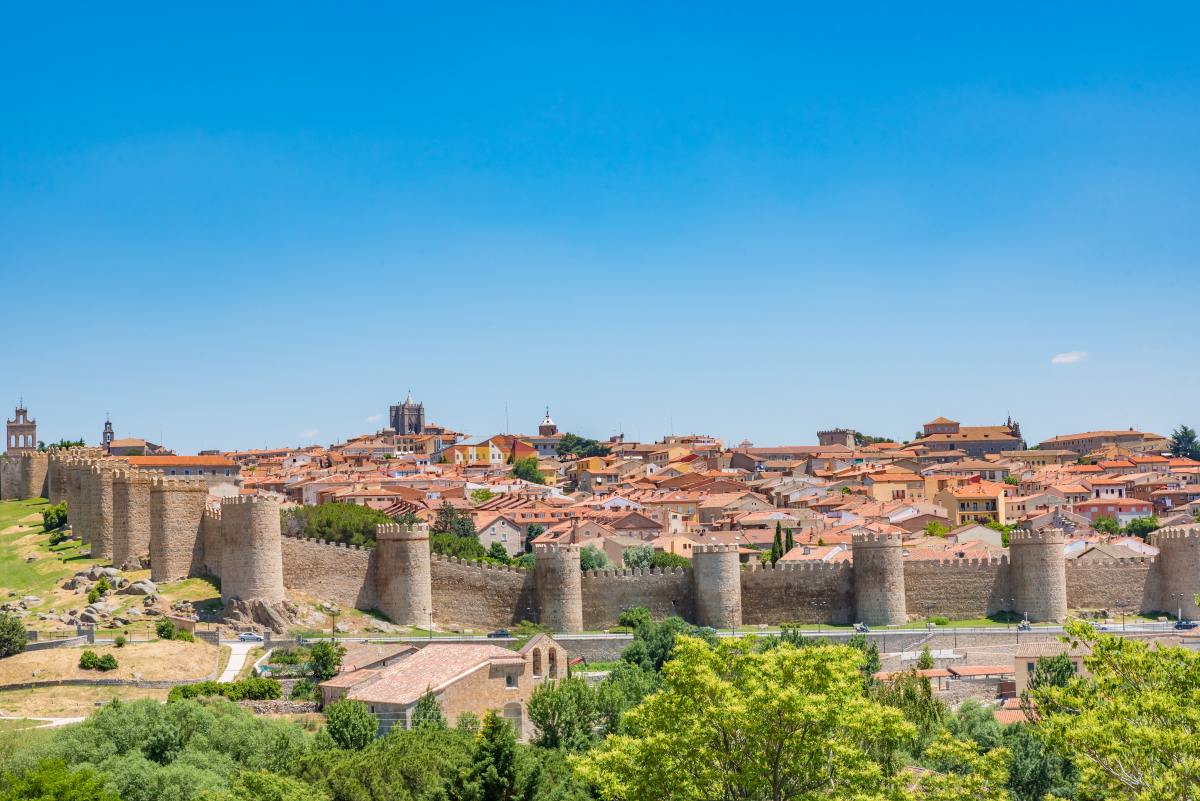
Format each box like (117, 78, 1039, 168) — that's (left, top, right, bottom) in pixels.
(2, 4, 1198, 453)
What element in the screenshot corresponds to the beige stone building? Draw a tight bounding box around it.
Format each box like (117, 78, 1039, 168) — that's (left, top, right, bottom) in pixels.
(320, 634, 569, 739)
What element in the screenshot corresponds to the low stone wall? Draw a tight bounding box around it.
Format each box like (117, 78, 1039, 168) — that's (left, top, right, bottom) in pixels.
(239, 699, 319, 715)
(23, 635, 89, 652)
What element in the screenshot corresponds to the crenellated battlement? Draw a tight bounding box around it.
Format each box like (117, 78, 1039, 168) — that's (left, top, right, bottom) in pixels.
(693, 542, 739, 555)
(851, 531, 904, 546)
(582, 565, 690, 579)
(1152, 526, 1200, 543)
(1010, 527, 1066, 544)
(149, 476, 208, 492)
(376, 521, 430, 539)
(1066, 556, 1157, 568)
(744, 559, 852, 573)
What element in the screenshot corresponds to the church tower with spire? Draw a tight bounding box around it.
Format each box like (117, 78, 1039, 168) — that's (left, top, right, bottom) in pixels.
(539, 407, 558, 437)
(389, 392, 425, 435)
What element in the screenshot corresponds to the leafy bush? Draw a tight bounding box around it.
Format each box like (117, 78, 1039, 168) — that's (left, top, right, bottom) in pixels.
(281, 502, 395, 547)
(168, 677, 282, 702)
(86, 588, 100, 605)
(96, 653, 118, 671)
(41, 502, 68, 532)
(929, 616, 950, 626)
(95, 576, 111, 594)
(114, 635, 126, 648)
(174, 629, 195, 643)
(155, 619, 176, 640)
(618, 606, 652, 630)
(325, 699, 377, 749)
(289, 678, 316, 701)
(430, 532, 486, 560)
(650, 551, 691, 570)
(78, 650, 100, 669)
(0, 612, 27, 658)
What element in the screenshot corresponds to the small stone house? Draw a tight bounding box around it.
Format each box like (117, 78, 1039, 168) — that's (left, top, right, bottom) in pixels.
(319, 634, 569, 740)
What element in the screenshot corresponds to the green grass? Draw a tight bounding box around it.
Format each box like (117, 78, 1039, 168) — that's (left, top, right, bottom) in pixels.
(0, 718, 41, 731)
(0, 499, 99, 598)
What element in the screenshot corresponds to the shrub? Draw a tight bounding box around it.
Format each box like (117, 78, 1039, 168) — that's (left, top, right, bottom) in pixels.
(618, 606, 652, 630)
(114, 634, 127, 648)
(325, 699, 377, 749)
(167, 677, 282, 702)
(929, 616, 950, 626)
(155, 619, 177, 640)
(95, 576, 111, 594)
(79, 650, 100, 669)
(174, 629, 195, 643)
(96, 653, 118, 671)
(41, 502, 68, 531)
(86, 588, 100, 605)
(290, 678, 316, 701)
(0, 612, 27, 659)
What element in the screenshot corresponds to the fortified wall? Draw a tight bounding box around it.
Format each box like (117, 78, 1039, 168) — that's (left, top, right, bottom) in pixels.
(15, 454, 1200, 632)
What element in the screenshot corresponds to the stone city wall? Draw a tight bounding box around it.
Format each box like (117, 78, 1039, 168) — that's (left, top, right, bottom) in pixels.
(281, 534, 376, 610)
(1065, 558, 1159, 614)
(740, 561, 855, 625)
(432, 555, 537, 630)
(581, 567, 695, 630)
(903, 557, 1011, 619)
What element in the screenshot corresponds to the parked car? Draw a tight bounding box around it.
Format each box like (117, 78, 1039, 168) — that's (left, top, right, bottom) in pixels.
(487, 629, 511, 638)
(853, 623, 870, 633)
(1174, 620, 1198, 630)
(1017, 620, 1031, 631)
(237, 632, 265, 642)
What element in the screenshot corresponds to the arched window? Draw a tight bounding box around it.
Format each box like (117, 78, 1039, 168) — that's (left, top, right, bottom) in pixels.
(502, 702, 523, 739)
(532, 648, 542, 677)
(548, 648, 558, 679)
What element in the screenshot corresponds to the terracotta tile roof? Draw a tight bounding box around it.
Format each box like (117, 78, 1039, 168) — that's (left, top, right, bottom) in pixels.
(125, 455, 237, 468)
(333, 643, 525, 706)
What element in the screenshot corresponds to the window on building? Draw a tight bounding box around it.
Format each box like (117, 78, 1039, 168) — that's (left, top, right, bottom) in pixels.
(506, 673, 517, 688)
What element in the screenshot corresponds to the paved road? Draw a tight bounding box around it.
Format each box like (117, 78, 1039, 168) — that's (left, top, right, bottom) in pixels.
(219, 641, 256, 683)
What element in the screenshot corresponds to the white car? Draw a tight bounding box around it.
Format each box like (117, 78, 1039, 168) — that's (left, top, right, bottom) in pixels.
(237, 632, 265, 642)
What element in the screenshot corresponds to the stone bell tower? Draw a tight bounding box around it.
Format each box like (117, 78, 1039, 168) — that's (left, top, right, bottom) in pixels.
(6, 403, 36, 455)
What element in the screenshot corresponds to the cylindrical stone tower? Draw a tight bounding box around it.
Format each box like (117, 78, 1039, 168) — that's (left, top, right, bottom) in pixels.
(693, 543, 742, 629)
(852, 531, 907, 626)
(218, 496, 285, 604)
(88, 465, 115, 560)
(1152, 527, 1200, 621)
(47, 451, 67, 505)
(64, 459, 84, 541)
(535, 542, 583, 633)
(1009, 528, 1068, 623)
(374, 521, 433, 627)
(112, 469, 152, 570)
(149, 478, 208, 582)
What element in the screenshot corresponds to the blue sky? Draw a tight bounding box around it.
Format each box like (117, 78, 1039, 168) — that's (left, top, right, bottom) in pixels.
(2, 4, 1198, 453)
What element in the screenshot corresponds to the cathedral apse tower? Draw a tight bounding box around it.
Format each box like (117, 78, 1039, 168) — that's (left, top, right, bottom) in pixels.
(389, 392, 425, 435)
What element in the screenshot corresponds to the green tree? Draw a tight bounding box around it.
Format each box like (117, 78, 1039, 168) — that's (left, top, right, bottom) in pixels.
(207, 770, 330, 801)
(916, 732, 1012, 801)
(924, 520, 950, 537)
(155, 619, 177, 640)
(555, 433, 611, 459)
(595, 662, 660, 735)
(649, 551, 690, 570)
(1123, 515, 1160, 540)
(448, 710, 521, 801)
(575, 637, 915, 801)
(0, 759, 119, 801)
(1091, 515, 1121, 536)
(946, 699, 1003, 752)
(281, 503, 395, 547)
(579, 544, 610, 571)
(431, 532, 487, 560)
(1169, 424, 1200, 460)
(527, 677, 599, 751)
(412, 689, 447, 730)
(872, 668, 947, 758)
(0, 612, 27, 658)
(784, 527, 795, 553)
(41, 502, 68, 531)
(917, 644, 935, 670)
(308, 640, 346, 682)
(510, 457, 546, 485)
(523, 523, 544, 553)
(848, 632, 881, 679)
(770, 521, 783, 565)
(469, 488, 495, 504)
(434, 502, 477, 538)
(1032, 620, 1200, 800)
(617, 605, 651, 630)
(1027, 653, 1076, 694)
(622, 544, 654, 570)
(620, 616, 719, 673)
(1003, 723, 1076, 801)
(486, 542, 510, 563)
(325, 699, 376, 750)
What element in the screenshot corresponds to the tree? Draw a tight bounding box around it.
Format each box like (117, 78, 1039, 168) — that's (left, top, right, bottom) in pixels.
(486, 542, 510, 563)
(308, 640, 346, 681)
(1123, 515, 1160, 540)
(431, 532, 487, 560)
(280, 503, 395, 547)
(1169, 424, 1200, 460)
(916, 733, 1012, 801)
(510, 457, 546, 485)
(211, 770, 330, 801)
(523, 523, 544, 553)
(848, 632, 881, 679)
(770, 522, 783, 565)
(1004, 475, 1020, 486)
(448, 710, 521, 801)
(622, 544, 654, 570)
(1003, 723, 1076, 801)
(325, 699, 376, 750)
(575, 637, 915, 801)
(579, 544, 610, 571)
(1032, 620, 1200, 800)
(527, 677, 599, 751)
(1027, 653, 1076, 695)
(155, 619, 178, 640)
(784, 527, 795, 553)
(619, 616, 718, 673)
(595, 662, 660, 734)
(469, 488, 495, 504)
(872, 669, 947, 758)
(41, 502, 68, 531)
(0, 612, 27, 658)
(617, 605, 651, 630)
(0, 759, 119, 801)
(649, 551, 690, 570)
(1091, 515, 1120, 536)
(925, 521, 951, 537)
(434, 502, 477, 538)
(555, 433, 610, 459)
(412, 689, 447, 730)
(917, 644, 935, 670)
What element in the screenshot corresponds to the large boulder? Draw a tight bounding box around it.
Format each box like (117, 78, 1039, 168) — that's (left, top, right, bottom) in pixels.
(121, 580, 158, 596)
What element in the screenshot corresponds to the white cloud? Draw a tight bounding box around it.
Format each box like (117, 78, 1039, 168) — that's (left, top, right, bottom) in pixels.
(1050, 351, 1088, 365)
(366, 414, 383, 423)
(299, 427, 320, 439)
